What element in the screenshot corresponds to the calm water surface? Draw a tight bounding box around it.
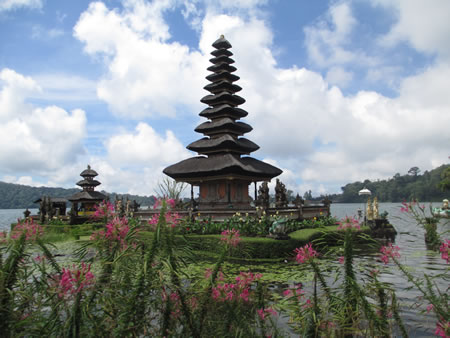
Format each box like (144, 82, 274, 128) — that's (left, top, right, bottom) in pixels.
(0, 204, 448, 336)
(0, 208, 38, 232)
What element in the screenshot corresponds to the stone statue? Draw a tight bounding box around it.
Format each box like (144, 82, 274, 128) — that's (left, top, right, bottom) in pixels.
(126, 199, 131, 217)
(256, 181, 270, 209)
(120, 197, 125, 217)
(366, 197, 373, 221)
(294, 194, 304, 208)
(131, 200, 140, 212)
(39, 198, 46, 223)
(373, 197, 379, 219)
(275, 179, 288, 208)
(116, 199, 124, 217)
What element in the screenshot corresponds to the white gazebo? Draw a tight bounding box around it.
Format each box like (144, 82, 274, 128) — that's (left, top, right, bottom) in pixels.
(358, 187, 371, 224)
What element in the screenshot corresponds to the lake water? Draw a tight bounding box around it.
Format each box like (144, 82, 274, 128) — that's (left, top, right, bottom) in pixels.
(0, 208, 38, 232)
(1, 203, 448, 336)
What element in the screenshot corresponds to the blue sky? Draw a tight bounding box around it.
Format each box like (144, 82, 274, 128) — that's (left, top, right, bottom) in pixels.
(0, 0, 449, 197)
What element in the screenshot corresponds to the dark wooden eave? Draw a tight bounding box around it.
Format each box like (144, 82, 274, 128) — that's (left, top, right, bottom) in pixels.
(164, 154, 282, 182)
(195, 118, 252, 135)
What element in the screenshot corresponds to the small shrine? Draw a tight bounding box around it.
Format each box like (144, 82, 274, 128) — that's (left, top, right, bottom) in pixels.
(68, 165, 107, 218)
(164, 36, 282, 210)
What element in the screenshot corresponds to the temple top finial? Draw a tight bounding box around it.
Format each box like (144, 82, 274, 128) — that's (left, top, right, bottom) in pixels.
(220, 34, 224, 39)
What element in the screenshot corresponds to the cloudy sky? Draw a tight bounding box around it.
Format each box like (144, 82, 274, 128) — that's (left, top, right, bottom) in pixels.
(1, 0, 449, 197)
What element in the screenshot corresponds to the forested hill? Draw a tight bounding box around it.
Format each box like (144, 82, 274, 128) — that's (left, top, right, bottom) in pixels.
(329, 164, 449, 203)
(0, 181, 157, 209)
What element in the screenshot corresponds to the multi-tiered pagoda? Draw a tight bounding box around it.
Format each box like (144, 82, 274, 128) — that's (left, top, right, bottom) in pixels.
(164, 36, 282, 210)
(68, 165, 107, 216)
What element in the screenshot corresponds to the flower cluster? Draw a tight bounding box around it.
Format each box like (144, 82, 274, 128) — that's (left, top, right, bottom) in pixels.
(148, 198, 180, 228)
(435, 321, 450, 337)
(0, 231, 7, 244)
(220, 228, 241, 247)
(91, 216, 130, 249)
(211, 271, 262, 303)
(257, 307, 277, 320)
(57, 262, 94, 298)
(162, 288, 182, 319)
(283, 283, 305, 301)
(379, 242, 401, 264)
(294, 243, 318, 264)
(439, 239, 449, 263)
(153, 198, 176, 209)
(337, 216, 360, 231)
(92, 200, 115, 220)
(148, 211, 181, 229)
(11, 218, 44, 241)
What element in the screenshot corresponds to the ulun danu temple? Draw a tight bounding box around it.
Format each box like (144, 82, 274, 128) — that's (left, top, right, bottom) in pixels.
(164, 36, 283, 210)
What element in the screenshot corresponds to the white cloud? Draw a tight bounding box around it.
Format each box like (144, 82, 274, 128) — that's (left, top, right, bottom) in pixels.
(70, 1, 450, 197)
(105, 122, 191, 166)
(31, 73, 98, 102)
(74, 0, 206, 119)
(0, 68, 87, 175)
(31, 25, 65, 40)
(376, 0, 450, 60)
(326, 66, 353, 88)
(0, 0, 42, 12)
(304, 1, 366, 68)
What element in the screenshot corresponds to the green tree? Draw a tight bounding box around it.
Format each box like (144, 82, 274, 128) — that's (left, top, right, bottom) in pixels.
(439, 166, 450, 191)
(408, 166, 421, 176)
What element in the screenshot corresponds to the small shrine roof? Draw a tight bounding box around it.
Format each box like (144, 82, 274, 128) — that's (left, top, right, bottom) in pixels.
(76, 179, 101, 187)
(33, 197, 68, 204)
(68, 190, 107, 202)
(80, 165, 98, 177)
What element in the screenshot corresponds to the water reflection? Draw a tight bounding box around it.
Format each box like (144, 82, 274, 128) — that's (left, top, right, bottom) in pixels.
(332, 202, 449, 337)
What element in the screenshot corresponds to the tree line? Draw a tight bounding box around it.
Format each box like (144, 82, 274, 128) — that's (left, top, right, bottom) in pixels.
(0, 181, 157, 209)
(314, 164, 449, 203)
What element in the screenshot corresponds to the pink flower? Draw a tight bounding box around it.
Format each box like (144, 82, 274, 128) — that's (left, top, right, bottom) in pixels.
(283, 285, 305, 301)
(435, 321, 450, 337)
(34, 255, 45, 263)
(204, 268, 213, 280)
(153, 198, 176, 210)
(337, 216, 360, 231)
(11, 219, 44, 242)
(439, 240, 450, 263)
(91, 216, 130, 249)
(257, 308, 265, 320)
(283, 289, 292, 297)
(257, 308, 277, 320)
(426, 304, 434, 313)
(303, 299, 313, 309)
(57, 262, 94, 298)
(379, 242, 400, 264)
(220, 228, 241, 247)
(148, 211, 181, 229)
(0, 231, 7, 244)
(166, 198, 176, 209)
(211, 271, 260, 303)
(294, 243, 318, 264)
(338, 256, 345, 264)
(92, 200, 115, 220)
